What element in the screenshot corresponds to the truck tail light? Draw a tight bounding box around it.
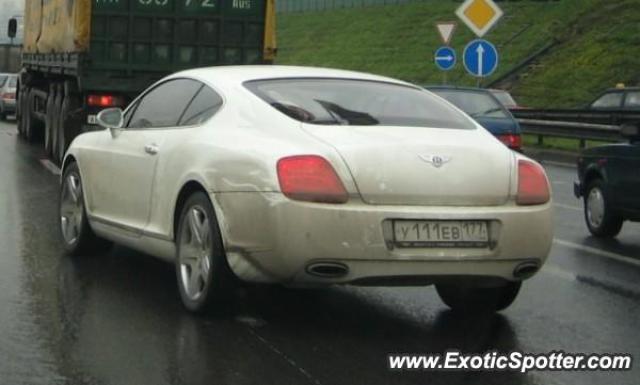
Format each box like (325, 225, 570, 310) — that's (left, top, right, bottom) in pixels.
(277, 155, 348, 204)
(497, 134, 522, 151)
(517, 160, 550, 205)
(87, 94, 122, 107)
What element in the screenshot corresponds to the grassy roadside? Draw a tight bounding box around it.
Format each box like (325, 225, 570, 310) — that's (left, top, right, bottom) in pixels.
(277, 0, 640, 108)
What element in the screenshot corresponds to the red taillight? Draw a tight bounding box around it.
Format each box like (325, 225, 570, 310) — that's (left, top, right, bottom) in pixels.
(517, 160, 550, 205)
(87, 94, 121, 107)
(2, 92, 15, 100)
(497, 134, 522, 150)
(277, 155, 348, 204)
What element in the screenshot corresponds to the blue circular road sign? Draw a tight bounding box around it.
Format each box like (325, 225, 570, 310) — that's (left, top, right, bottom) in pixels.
(463, 39, 499, 78)
(434, 46, 456, 71)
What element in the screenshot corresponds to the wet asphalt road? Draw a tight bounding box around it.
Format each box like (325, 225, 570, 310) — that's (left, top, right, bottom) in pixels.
(0, 118, 638, 385)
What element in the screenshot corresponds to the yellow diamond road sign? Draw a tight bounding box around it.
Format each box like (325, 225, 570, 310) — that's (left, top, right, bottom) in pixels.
(455, 0, 504, 37)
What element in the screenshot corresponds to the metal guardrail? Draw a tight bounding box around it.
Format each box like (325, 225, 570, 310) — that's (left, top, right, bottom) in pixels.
(517, 119, 622, 148)
(513, 109, 640, 148)
(512, 109, 640, 126)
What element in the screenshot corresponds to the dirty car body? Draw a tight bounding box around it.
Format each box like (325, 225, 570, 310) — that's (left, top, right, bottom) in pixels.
(61, 66, 553, 312)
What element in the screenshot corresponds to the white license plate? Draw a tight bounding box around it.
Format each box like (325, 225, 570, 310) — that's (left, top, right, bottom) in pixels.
(393, 220, 489, 248)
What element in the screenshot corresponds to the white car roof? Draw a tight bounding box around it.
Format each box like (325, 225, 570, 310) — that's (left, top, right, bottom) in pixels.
(171, 65, 415, 88)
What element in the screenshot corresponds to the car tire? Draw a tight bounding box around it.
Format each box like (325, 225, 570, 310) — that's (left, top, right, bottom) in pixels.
(583, 179, 623, 238)
(435, 281, 522, 313)
(59, 162, 112, 256)
(175, 191, 235, 313)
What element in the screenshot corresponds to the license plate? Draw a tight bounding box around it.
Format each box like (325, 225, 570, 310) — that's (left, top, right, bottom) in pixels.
(393, 220, 489, 248)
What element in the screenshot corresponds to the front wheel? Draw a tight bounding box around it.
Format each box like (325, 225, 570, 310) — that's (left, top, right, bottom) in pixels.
(583, 179, 623, 238)
(176, 191, 235, 313)
(59, 162, 111, 255)
(436, 281, 522, 314)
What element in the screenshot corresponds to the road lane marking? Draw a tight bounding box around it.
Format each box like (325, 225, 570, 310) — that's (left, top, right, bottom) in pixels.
(542, 263, 576, 281)
(39, 159, 61, 176)
(553, 238, 640, 267)
(553, 203, 582, 211)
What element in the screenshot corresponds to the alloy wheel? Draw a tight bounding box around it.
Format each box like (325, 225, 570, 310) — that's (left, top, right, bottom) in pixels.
(60, 173, 84, 245)
(178, 206, 213, 301)
(586, 187, 605, 228)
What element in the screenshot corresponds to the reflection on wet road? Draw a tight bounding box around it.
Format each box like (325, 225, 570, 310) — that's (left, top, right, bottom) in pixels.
(0, 120, 638, 385)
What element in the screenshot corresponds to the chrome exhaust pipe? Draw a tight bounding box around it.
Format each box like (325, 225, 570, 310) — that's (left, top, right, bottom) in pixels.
(306, 262, 349, 278)
(513, 261, 540, 279)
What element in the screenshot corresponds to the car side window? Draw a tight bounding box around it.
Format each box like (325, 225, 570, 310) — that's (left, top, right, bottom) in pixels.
(128, 79, 202, 129)
(591, 92, 623, 109)
(178, 85, 223, 126)
(624, 91, 640, 108)
(123, 100, 138, 127)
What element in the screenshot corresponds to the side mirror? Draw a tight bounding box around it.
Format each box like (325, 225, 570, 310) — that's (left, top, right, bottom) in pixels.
(620, 123, 640, 139)
(7, 18, 17, 39)
(96, 108, 124, 130)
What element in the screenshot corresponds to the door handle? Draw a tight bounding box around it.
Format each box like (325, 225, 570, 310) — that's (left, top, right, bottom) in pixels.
(144, 143, 159, 155)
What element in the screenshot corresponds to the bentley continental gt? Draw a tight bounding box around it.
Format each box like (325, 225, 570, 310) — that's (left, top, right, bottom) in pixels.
(59, 66, 553, 313)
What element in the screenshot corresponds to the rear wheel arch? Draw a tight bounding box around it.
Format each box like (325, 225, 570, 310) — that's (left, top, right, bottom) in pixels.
(61, 154, 77, 175)
(173, 181, 211, 242)
(583, 168, 604, 188)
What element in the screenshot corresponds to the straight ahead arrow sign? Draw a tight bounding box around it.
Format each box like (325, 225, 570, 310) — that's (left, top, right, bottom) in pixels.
(476, 44, 485, 76)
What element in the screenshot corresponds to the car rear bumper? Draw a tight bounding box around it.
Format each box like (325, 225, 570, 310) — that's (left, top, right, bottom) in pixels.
(213, 192, 553, 286)
(1, 99, 16, 113)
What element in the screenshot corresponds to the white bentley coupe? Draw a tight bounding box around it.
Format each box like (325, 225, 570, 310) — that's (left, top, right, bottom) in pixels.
(59, 66, 553, 313)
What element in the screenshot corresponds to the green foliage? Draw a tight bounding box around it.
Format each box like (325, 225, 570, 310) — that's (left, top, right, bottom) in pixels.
(277, 0, 639, 108)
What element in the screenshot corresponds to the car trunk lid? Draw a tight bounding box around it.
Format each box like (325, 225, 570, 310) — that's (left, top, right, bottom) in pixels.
(301, 124, 513, 206)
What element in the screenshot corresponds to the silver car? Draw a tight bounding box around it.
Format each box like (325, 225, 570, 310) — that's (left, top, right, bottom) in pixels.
(0, 73, 17, 120)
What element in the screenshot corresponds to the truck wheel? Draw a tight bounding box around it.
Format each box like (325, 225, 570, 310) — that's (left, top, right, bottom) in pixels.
(44, 88, 56, 157)
(25, 89, 43, 143)
(17, 86, 26, 137)
(584, 179, 623, 238)
(20, 88, 31, 139)
(436, 281, 521, 314)
(57, 94, 82, 165)
(51, 87, 64, 164)
(59, 161, 112, 256)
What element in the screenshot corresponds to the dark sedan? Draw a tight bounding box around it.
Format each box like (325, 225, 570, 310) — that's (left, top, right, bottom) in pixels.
(426, 86, 522, 151)
(574, 124, 640, 237)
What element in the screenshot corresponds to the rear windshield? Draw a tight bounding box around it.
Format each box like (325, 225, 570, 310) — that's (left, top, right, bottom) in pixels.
(430, 89, 509, 119)
(245, 78, 476, 129)
(8, 76, 17, 87)
(0, 76, 7, 88)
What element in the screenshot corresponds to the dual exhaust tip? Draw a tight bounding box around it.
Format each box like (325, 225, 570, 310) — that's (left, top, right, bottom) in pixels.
(307, 260, 541, 280)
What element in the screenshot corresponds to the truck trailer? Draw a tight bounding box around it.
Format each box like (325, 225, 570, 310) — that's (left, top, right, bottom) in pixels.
(15, 0, 277, 164)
